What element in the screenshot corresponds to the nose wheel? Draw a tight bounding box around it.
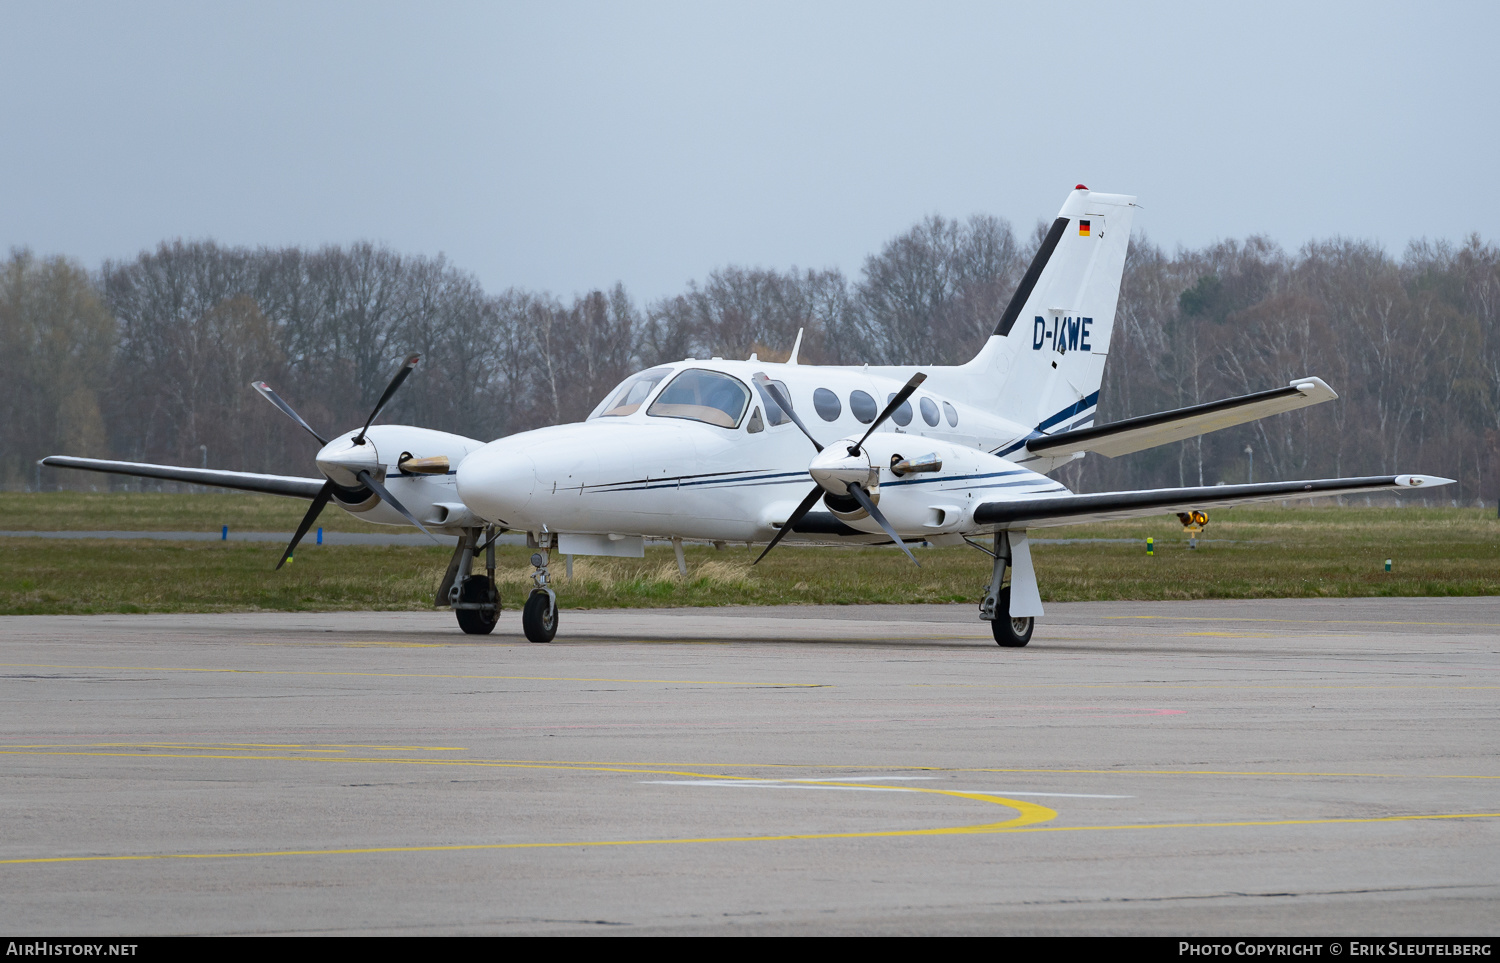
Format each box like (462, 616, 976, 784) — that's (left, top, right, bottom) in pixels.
(523, 590, 558, 643)
(522, 545, 558, 643)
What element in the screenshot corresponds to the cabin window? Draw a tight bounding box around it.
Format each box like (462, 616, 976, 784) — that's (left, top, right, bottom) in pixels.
(647, 368, 751, 429)
(849, 390, 877, 424)
(813, 387, 841, 422)
(943, 401, 959, 427)
(594, 366, 672, 418)
(920, 397, 940, 427)
(751, 375, 793, 426)
(886, 392, 914, 426)
(746, 407, 765, 433)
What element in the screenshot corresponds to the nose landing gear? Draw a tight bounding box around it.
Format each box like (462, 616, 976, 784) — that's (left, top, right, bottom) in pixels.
(522, 538, 558, 644)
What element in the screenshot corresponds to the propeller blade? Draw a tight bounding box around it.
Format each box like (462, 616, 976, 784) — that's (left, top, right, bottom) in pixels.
(353, 354, 420, 445)
(355, 468, 437, 540)
(753, 484, 827, 564)
(850, 372, 927, 456)
(846, 483, 920, 567)
(252, 381, 329, 446)
(752, 374, 822, 453)
(276, 479, 335, 569)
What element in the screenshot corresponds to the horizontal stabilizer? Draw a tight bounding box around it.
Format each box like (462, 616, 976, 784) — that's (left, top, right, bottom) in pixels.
(41, 456, 326, 500)
(973, 474, 1452, 529)
(1027, 377, 1338, 459)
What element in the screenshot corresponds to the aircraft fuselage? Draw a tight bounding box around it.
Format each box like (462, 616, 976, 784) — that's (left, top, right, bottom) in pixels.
(454, 358, 1070, 544)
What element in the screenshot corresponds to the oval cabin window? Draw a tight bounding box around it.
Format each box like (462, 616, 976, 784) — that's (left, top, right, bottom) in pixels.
(886, 392, 913, 427)
(813, 388, 841, 422)
(849, 390, 877, 424)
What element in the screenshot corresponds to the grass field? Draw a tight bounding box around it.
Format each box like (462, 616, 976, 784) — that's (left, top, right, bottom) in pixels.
(0, 493, 1496, 615)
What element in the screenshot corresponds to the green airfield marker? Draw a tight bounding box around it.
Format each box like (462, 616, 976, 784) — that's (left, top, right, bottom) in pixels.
(1146, 536, 1154, 556)
(1385, 558, 1392, 573)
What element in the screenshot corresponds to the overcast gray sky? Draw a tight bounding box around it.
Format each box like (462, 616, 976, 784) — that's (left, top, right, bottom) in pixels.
(2, 1, 1495, 300)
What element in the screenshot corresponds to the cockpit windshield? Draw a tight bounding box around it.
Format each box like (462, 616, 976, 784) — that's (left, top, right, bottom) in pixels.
(592, 367, 673, 418)
(646, 368, 751, 429)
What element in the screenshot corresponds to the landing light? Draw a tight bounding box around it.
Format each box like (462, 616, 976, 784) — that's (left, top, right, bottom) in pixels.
(890, 453, 942, 476)
(398, 454, 450, 475)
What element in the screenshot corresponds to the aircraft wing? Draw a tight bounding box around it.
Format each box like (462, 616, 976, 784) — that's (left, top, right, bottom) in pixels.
(41, 456, 326, 499)
(972, 474, 1451, 529)
(1024, 377, 1337, 459)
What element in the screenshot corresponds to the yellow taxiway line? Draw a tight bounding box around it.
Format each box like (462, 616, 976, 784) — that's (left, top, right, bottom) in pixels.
(5, 809, 1496, 868)
(2, 748, 1496, 867)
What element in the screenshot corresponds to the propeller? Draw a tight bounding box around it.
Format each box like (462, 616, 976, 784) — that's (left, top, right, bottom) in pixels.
(277, 480, 334, 569)
(255, 354, 433, 569)
(846, 480, 920, 566)
(754, 371, 927, 566)
(354, 354, 420, 445)
(253, 382, 329, 446)
(752, 484, 827, 564)
(354, 468, 432, 535)
(851, 372, 925, 457)
(752, 374, 822, 453)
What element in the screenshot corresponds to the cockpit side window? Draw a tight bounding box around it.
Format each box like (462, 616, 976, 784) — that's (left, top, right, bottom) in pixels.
(593, 366, 673, 418)
(647, 368, 752, 429)
(751, 374, 793, 426)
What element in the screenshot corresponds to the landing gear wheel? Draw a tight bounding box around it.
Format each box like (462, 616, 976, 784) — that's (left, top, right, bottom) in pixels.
(522, 589, 557, 644)
(991, 588, 1033, 647)
(455, 576, 499, 635)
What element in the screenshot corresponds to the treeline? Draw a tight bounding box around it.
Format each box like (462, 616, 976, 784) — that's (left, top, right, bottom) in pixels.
(3, 215, 1498, 502)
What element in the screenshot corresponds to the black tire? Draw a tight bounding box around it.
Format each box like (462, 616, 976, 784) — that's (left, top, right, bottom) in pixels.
(455, 576, 499, 635)
(991, 587, 1034, 647)
(522, 589, 557, 644)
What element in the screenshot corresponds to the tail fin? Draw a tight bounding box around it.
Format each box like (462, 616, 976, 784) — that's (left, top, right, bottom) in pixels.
(961, 186, 1136, 436)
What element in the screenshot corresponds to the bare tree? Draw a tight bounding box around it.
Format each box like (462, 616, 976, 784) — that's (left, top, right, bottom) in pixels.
(2, 250, 116, 487)
(854, 214, 1022, 365)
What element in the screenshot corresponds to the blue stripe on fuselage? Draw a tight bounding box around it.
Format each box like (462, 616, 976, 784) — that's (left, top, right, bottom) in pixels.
(882, 469, 1028, 488)
(584, 469, 807, 494)
(994, 390, 1100, 456)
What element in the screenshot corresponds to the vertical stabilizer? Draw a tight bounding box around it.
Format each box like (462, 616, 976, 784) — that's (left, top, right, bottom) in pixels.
(961, 187, 1136, 436)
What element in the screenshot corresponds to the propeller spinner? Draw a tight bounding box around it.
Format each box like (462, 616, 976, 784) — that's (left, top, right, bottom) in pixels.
(253, 354, 434, 568)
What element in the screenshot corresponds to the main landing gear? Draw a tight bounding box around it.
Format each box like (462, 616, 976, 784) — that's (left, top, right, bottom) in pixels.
(976, 531, 1034, 648)
(439, 526, 501, 635)
(437, 528, 558, 642)
(522, 536, 558, 644)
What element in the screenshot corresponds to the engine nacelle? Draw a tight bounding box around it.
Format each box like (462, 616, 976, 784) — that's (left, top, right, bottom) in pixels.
(818, 435, 1055, 539)
(327, 425, 490, 533)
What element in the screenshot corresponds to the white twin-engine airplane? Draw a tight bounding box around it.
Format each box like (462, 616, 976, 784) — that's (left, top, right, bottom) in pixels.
(46, 186, 1452, 646)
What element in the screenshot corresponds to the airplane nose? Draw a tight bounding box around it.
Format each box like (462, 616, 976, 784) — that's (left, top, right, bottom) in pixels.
(456, 446, 537, 524)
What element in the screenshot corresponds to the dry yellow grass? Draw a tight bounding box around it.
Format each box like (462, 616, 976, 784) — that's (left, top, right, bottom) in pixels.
(0, 495, 1494, 614)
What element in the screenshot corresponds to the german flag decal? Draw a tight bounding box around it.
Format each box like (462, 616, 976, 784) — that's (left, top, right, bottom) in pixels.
(1079, 219, 1091, 237)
